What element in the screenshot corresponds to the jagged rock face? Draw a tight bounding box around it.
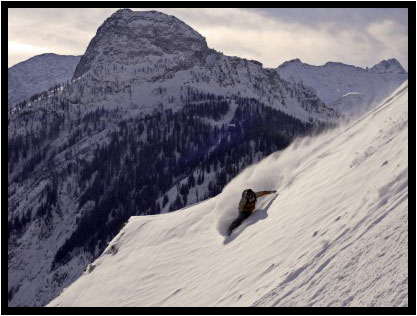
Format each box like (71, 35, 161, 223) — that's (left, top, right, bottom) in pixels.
(66, 9, 217, 107)
(8, 53, 80, 108)
(73, 9, 209, 80)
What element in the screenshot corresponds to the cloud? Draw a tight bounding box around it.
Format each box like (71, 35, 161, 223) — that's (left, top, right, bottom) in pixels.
(8, 8, 408, 70)
(8, 41, 49, 65)
(7, 8, 114, 66)
(366, 19, 408, 66)
(150, 8, 408, 70)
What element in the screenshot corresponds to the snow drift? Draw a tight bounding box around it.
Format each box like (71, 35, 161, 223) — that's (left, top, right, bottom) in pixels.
(48, 81, 408, 307)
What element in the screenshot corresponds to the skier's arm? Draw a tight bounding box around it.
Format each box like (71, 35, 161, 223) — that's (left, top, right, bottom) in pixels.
(255, 190, 276, 197)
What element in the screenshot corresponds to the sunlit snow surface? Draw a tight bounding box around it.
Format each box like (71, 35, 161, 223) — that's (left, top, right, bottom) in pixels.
(49, 82, 408, 307)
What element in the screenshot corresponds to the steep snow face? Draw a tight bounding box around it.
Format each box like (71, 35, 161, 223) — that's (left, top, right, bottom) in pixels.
(8, 53, 81, 107)
(277, 59, 407, 117)
(49, 82, 408, 307)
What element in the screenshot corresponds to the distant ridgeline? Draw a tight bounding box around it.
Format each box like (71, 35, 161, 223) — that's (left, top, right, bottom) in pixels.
(8, 53, 81, 108)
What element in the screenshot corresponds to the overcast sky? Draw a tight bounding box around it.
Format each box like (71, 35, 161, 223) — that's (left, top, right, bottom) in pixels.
(8, 8, 408, 70)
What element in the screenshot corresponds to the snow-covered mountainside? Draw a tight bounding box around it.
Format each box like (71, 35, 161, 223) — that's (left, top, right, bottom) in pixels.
(8, 9, 336, 308)
(277, 58, 407, 117)
(49, 81, 408, 307)
(8, 53, 81, 108)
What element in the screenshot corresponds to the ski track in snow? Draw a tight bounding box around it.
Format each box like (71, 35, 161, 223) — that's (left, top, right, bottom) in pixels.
(48, 82, 408, 307)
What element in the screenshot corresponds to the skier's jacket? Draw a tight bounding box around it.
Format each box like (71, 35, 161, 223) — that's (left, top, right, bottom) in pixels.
(238, 191, 272, 213)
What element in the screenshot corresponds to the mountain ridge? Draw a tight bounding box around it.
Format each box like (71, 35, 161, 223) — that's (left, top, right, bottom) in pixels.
(8, 53, 81, 108)
(278, 57, 406, 74)
(276, 57, 407, 117)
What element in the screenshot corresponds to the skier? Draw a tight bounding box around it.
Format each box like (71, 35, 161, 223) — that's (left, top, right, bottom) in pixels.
(227, 189, 277, 236)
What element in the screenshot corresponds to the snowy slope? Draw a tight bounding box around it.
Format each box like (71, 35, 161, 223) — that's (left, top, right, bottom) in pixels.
(8, 53, 81, 107)
(49, 81, 408, 307)
(277, 59, 407, 117)
(8, 9, 337, 308)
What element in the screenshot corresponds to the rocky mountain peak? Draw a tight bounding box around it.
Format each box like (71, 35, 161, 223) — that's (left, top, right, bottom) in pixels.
(72, 9, 208, 79)
(369, 58, 406, 74)
(278, 58, 302, 68)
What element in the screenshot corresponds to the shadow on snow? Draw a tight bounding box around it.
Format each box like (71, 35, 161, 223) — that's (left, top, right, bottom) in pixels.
(223, 194, 279, 245)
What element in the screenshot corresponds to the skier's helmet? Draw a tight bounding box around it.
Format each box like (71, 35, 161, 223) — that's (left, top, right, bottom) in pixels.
(242, 189, 256, 201)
